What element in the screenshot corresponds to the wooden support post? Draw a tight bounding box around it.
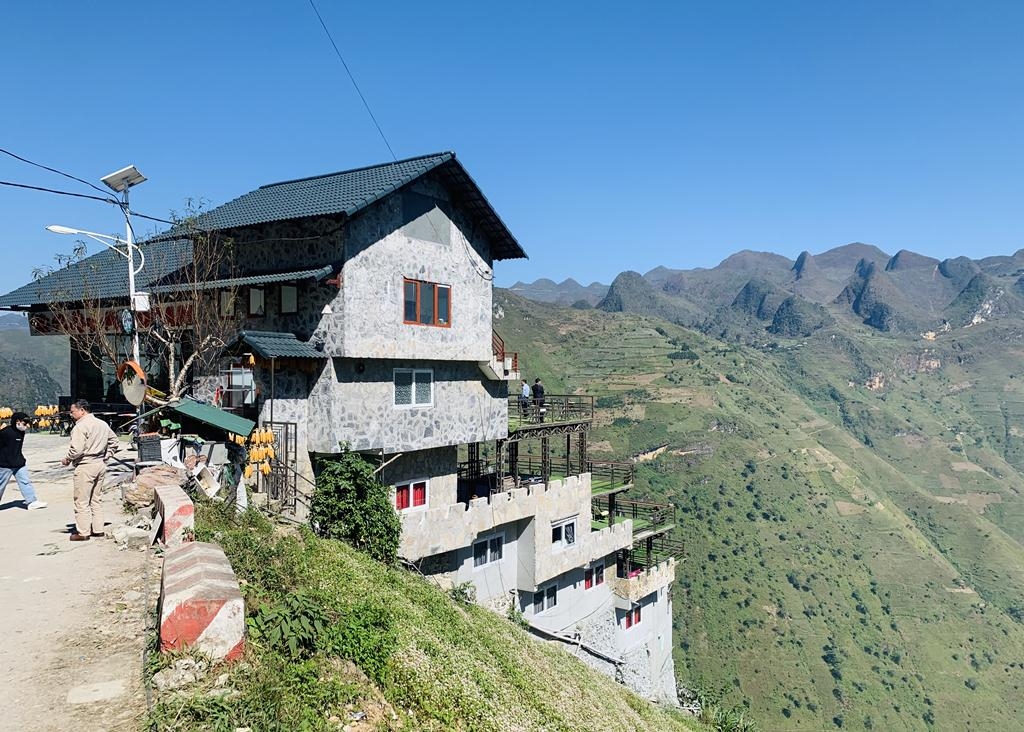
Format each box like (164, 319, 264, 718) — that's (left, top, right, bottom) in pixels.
(541, 436, 550, 486)
(578, 431, 587, 475)
(608, 492, 616, 527)
(495, 439, 505, 490)
(509, 441, 519, 489)
(565, 434, 571, 477)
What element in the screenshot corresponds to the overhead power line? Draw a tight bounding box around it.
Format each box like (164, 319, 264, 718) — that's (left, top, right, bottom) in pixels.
(0, 147, 116, 200)
(0, 179, 117, 204)
(306, 0, 398, 161)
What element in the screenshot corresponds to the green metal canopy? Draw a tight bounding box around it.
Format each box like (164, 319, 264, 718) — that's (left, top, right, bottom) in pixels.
(226, 330, 325, 360)
(166, 398, 255, 436)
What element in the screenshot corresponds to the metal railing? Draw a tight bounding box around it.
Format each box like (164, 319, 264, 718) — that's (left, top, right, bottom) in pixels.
(508, 394, 594, 427)
(588, 460, 633, 492)
(492, 330, 518, 372)
(592, 496, 675, 533)
(618, 533, 686, 575)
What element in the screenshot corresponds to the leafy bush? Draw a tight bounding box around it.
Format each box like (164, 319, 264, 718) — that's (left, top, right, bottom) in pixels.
(310, 447, 401, 563)
(324, 600, 397, 685)
(247, 593, 327, 660)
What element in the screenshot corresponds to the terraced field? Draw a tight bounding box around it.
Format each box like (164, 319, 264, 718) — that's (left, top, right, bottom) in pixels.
(496, 291, 1024, 731)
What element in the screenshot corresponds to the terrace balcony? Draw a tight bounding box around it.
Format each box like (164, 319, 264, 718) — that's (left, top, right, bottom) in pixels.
(456, 455, 633, 504)
(508, 394, 593, 436)
(479, 330, 519, 381)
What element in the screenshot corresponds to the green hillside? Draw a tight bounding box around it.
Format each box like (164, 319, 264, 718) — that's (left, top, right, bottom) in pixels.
(495, 290, 1024, 731)
(149, 502, 709, 732)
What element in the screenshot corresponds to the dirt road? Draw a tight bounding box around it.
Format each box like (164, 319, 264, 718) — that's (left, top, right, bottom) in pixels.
(0, 434, 156, 732)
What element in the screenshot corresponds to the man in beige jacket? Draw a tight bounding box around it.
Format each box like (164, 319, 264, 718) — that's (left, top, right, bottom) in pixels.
(61, 399, 120, 541)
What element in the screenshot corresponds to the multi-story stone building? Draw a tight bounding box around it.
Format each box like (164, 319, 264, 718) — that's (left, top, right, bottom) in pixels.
(0, 152, 681, 701)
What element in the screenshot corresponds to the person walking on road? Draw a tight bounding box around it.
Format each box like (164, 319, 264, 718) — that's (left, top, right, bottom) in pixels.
(61, 400, 119, 541)
(0, 411, 48, 510)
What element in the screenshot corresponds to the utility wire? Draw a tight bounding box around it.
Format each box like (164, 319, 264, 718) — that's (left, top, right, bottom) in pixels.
(0, 179, 117, 204)
(306, 0, 397, 161)
(0, 147, 116, 200)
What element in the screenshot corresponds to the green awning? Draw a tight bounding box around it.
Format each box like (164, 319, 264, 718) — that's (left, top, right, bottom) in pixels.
(166, 398, 255, 436)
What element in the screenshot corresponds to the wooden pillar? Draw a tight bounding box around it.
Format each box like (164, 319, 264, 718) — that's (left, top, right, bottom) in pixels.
(565, 434, 571, 477)
(646, 536, 654, 568)
(468, 442, 480, 479)
(495, 439, 505, 490)
(541, 436, 550, 486)
(578, 431, 587, 475)
(608, 492, 616, 527)
(509, 441, 519, 488)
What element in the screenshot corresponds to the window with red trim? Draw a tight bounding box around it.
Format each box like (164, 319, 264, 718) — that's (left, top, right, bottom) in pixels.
(403, 278, 451, 327)
(584, 562, 604, 590)
(395, 480, 427, 511)
(624, 603, 642, 628)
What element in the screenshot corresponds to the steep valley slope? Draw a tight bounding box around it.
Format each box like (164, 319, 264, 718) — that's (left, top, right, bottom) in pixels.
(496, 289, 1024, 732)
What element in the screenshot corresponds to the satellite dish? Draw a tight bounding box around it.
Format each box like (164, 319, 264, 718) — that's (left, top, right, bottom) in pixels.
(117, 360, 147, 407)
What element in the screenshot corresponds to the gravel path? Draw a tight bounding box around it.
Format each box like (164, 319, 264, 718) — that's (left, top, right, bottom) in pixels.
(0, 434, 157, 731)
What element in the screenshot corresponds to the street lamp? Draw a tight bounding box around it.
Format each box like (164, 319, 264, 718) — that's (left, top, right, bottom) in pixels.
(100, 165, 146, 362)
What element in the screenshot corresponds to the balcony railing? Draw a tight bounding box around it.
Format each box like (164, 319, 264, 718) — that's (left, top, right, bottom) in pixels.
(508, 394, 594, 430)
(592, 496, 675, 535)
(492, 331, 518, 372)
(588, 460, 634, 494)
(618, 534, 685, 576)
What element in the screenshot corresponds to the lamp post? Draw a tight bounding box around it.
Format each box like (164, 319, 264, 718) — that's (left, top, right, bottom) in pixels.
(100, 165, 147, 364)
(46, 226, 148, 438)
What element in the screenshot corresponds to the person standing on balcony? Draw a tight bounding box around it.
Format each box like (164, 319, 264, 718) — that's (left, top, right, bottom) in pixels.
(61, 399, 120, 541)
(0, 412, 48, 510)
(531, 378, 545, 422)
(519, 379, 530, 416)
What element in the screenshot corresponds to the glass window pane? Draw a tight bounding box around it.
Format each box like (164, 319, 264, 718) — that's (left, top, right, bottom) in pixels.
(474, 541, 487, 567)
(413, 482, 427, 506)
(533, 591, 544, 614)
(545, 585, 557, 609)
(219, 291, 235, 316)
(281, 285, 298, 314)
(552, 525, 562, 544)
(489, 537, 502, 562)
(419, 283, 435, 324)
(437, 286, 450, 325)
(414, 371, 432, 404)
(595, 564, 604, 585)
(564, 521, 575, 545)
(404, 280, 417, 322)
(395, 486, 409, 510)
(394, 371, 413, 405)
(249, 288, 265, 316)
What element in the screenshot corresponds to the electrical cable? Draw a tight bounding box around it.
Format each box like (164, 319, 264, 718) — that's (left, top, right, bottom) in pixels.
(0, 179, 117, 204)
(0, 147, 116, 199)
(306, 0, 397, 161)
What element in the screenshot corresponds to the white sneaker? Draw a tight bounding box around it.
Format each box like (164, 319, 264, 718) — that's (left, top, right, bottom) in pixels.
(26, 501, 47, 510)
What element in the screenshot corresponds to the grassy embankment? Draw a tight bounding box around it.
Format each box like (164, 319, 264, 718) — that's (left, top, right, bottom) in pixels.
(146, 501, 709, 732)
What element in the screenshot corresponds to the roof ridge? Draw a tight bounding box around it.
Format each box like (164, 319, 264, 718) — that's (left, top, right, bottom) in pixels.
(258, 151, 454, 190)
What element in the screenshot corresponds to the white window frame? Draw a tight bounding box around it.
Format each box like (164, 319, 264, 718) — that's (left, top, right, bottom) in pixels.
(551, 517, 577, 550)
(394, 478, 428, 512)
(280, 284, 298, 314)
(585, 561, 605, 590)
(472, 532, 504, 569)
(394, 368, 433, 407)
(533, 583, 557, 615)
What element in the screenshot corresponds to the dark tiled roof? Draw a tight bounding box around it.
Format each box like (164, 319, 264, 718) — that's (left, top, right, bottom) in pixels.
(193, 152, 526, 261)
(228, 330, 325, 360)
(0, 152, 525, 309)
(149, 265, 333, 294)
(0, 238, 193, 308)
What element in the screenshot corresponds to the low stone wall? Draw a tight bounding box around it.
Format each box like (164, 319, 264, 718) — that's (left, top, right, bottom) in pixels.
(154, 483, 195, 547)
(159, 542, 245, 662)
(607, 558, 676, 603)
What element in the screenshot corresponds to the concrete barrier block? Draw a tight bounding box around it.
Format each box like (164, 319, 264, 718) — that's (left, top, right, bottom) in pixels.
(159, 541, 245, 662)
(154, 483, 195, 546)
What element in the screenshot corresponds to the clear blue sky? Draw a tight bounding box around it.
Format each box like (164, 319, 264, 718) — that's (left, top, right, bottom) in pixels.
(2, 1, 1022, 295)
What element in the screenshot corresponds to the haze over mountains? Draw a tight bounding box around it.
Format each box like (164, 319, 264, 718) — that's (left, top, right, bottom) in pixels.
(512, 243, 1024, 336)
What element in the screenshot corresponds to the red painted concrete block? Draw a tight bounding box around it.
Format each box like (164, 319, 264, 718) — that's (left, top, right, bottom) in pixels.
(159, 542, 245, 661)
(154, 483, 195, 547)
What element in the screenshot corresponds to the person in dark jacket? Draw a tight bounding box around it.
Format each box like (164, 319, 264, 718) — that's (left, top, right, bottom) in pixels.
(531, 378, 546, 422)
(0, 412, 47, 510)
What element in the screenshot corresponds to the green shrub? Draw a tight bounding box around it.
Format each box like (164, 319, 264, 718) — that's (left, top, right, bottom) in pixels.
(247, 593, 328, 660)
(310, 447, 401, 563)
(323, 600, 397, 685)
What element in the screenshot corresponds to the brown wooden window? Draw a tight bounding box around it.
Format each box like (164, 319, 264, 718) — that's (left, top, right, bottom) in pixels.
(403, 278, 450, 327)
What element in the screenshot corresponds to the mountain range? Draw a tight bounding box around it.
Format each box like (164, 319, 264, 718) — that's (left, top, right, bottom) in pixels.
(513, 243, 1024, 337)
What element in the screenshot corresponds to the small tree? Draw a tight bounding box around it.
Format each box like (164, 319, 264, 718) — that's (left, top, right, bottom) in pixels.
(310, 446, 401, 563)
(31, 202, 241, 401)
